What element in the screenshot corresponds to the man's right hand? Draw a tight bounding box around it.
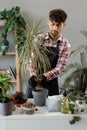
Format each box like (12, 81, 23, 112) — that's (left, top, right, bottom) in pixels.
(38, 75, 47, 87)
(29, 75, 38, 88)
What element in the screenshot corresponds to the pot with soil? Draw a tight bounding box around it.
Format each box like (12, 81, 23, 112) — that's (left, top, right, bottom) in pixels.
(21, 101, 36, 115)
(32, 86, 48, 106)
(0, 99, 13, 116)
(32, 75, 48, 106)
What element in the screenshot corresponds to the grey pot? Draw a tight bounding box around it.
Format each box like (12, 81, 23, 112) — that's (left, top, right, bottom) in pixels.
(0, 101, 13, 116)
(32, 88, 48, 106)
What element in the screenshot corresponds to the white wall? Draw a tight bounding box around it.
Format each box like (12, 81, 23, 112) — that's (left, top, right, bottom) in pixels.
(0, 0, 87, 92)
(1, 0, 87, 49)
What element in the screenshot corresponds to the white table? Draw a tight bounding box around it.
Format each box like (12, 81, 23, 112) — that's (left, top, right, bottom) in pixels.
(0, 104, 87, 130)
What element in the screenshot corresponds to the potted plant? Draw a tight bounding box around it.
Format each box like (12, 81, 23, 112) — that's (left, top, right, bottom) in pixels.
(31, 76, 48, 106)
(0, 71, 14, 115)
(12, 17, 50, 105)
(17, 18, 50, 106)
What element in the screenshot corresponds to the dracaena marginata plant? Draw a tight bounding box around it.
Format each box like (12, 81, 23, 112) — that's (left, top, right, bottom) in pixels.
(17, 17, 51, 81)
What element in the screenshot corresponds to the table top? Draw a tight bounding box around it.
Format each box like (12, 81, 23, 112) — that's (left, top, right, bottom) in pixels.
(0, 98, 87, 120)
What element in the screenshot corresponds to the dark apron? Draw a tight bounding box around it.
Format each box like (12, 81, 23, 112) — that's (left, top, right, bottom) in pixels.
(26, 41, 60, 98)
(45, 41, 60, 96)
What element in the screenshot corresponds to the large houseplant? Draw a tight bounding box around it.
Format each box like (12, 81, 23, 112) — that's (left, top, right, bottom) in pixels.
(61, 51, 87, 101)
(18, 17, 51, 78)
(60, 31, 87, 101)
(59, 31, 87, 124)
(0, 71, 14, 115)
(17, 18, 50, 106)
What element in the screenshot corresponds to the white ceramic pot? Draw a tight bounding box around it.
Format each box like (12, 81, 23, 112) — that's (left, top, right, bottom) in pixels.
(75, 100, 86, 114)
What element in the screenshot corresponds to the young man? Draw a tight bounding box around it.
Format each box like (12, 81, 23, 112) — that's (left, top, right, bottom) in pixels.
(26, 9, 71, 97)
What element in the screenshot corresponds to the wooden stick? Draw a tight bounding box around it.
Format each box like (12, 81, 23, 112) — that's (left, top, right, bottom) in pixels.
(15, 45, 21, 92)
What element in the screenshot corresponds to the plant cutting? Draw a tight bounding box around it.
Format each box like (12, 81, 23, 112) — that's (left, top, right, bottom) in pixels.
(0, 71, 14, 115)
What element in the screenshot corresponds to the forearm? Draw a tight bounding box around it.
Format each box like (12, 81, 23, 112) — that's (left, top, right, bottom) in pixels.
(44, 46, 71, 80)
(44, 60, 68, 80)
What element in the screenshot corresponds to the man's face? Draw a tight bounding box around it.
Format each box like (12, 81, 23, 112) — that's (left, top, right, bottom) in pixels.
(48, 20, 66, 38)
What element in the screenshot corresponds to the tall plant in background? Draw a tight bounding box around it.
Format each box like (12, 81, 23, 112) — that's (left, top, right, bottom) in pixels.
(0, 6, 26, 55)
(60, 31, 87, 101)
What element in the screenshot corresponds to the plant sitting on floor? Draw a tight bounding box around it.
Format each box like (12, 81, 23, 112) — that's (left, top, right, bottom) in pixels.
(0, 6, 26, 55)
(0, 71, 13, 103)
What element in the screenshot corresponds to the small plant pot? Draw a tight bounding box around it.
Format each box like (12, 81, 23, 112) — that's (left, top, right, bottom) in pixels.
(21, 106, 35, 115)
(0, 101, 13, 116)
(21, 102, 36, 115)
(32, 88, 48, 106)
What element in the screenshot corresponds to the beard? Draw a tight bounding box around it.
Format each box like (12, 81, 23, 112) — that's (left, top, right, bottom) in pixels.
(49, 30, 60, 40)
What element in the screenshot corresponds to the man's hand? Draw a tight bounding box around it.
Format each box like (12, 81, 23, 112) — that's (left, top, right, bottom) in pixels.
(38, 75, 47, 87)
(29, 75, 47, 88)
(29, 75, 38, 88)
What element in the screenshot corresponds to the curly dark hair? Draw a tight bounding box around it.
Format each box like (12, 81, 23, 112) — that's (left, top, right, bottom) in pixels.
(49, 9, 67, 23)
